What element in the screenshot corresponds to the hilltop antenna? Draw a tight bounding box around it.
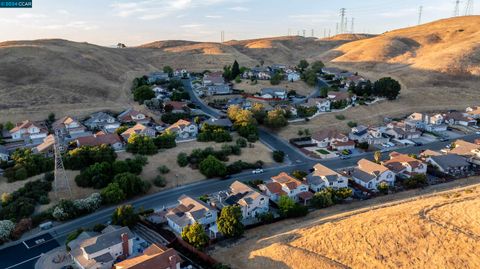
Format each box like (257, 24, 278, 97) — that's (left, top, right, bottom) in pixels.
(53, 134, 71, 198)
(418, 6, 423, 25)
(339, 8, 346, 33)
(453, 0, 460, 16)
(465, 0, 474, 15)
(350, 18, 354, 33)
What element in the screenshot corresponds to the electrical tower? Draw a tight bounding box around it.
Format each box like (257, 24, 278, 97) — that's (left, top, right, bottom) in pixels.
(418, 6, 423, 25)
(335, 23, 339, 35)
(302, 29, 306, 37)
(453, 0, 460, 16)
(465, 0, 474, 15)
(328, 28, 331, 37)
(339, 8, 346, 33)
(345, 17, 348, 34)
(351, 18, 354, 33)
(221, 31, 225, 43)
(311, 29, 314, 37)
(53, 134, 71, 198)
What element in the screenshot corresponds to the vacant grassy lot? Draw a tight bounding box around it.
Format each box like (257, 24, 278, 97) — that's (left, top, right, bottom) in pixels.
(212, 177, 480, 269)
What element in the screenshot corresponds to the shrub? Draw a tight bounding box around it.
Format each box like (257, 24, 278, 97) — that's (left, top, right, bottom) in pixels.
(236, 138, 247, 148)
(257, 212, 275, 224)
(291, 170, 307, 180)
(43, 172, 55, 182)
(101, 183, 126, 204)
(199, 155, 227, 178)
(113, 173, 147, 198)
(311, 190, 334, 209)
(177, 153, 189, 167)
(111, 205, 139, 228)
(403, 174, 427, 189)
(126, 134, 158, 155)
(181, 222, 209, 250)
(153, 132, 177, 149)
(38, 196, 50, 205)
(335, 115, 346, 120)
(278, 196, 308, 218)
(73, 193, 102, 214)
(157, 165, 170, 174)
(64, 145, 116, 170)
(272, 150, 285, 163)
(347, 121, 357, 128)
(52, 200, 77, 221)
(153, 176, 166, 188)
(0, 220, 15, 241)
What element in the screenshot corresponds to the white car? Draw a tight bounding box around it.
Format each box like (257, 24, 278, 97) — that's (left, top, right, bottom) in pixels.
(476, 131, 480, 135)
(252, 168, 264, 174)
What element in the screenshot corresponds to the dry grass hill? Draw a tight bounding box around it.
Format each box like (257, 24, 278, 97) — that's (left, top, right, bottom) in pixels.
(0, 16, 478, 123)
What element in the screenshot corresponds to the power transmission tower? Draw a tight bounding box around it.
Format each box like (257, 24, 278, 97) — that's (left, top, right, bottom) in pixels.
(328, 28, 331, 37)
(311, 29, 314, 37)
(335, 23, 339, 35)
(453, 0, 460, 16)
(345, 17, 348, 34)
(339, 8, 346, 33)
(465, 0, 474, 15)
(302, 29, 306, 37)
(418, 6, 423, 25)
(220, 31, 225, 43)
(53, 134, 71, 198)
(351, 18, 354, 33)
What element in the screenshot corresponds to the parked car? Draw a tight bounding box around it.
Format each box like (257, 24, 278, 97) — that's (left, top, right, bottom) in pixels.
(252, 168, 264, 174)
(440, 137, 449, 142)
(476, 131, 480, 135)
(415, 142, 423, 146)
(340, 155, 351, 160)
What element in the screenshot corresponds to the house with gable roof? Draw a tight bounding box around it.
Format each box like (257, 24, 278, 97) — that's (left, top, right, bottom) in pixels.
(165, 195, 217, 235)
(165, 119, 198, 140)
(259, 172, 312, 205)
(121, 123, 156, 141)
(53, 116, 90, 139)
(117, 108, 151, 125)
(382, 152, 427, 178)
(9, 120, 48, 142)
(352, 159, 396, 190)
(84, 112, 121, 133)
(305, 163, 349, 192)
(114, 243, 182, 269)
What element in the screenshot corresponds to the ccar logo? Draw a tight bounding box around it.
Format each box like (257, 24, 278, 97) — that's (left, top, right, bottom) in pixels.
(0, 0, 32, 8)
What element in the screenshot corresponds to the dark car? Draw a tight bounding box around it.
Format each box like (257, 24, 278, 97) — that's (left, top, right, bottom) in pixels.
(415, 142, 423, 146)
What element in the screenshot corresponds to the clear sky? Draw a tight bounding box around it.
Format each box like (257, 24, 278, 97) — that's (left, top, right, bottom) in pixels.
(0, 0, 475, 46)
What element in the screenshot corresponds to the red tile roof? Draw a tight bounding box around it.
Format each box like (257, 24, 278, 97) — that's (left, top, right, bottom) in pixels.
(77, 133, 122, 147)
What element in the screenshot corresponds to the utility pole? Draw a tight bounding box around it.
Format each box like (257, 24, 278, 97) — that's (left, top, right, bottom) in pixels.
(339, 8, 346, 34)
(323, 28, 326, 38)
(351, 17, 354, 33)
(453, 0, 460, 16)
(465, 0, 474, 15)
(418, 6, 423, 25)
(328, 28, 331, 37)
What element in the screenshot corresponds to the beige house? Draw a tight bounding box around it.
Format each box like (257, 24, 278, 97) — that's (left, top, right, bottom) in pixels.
(166, 195, 217, 236)
(382, 152, 427, 178)
(305, 163, 349, 192)
(259, 172, 312, 204)
(352, 159, 395, 190)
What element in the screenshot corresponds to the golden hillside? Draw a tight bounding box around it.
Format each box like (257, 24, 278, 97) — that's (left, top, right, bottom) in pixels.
(212, 180, 480, 269)
(330, 16, 480, 75)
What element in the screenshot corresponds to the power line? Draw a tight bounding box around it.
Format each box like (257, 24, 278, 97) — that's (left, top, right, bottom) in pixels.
(350, 17, 354, 33)
(465, 0, 474, 15)
(418, 6, 423, 25)
(453, 0, 460, 16)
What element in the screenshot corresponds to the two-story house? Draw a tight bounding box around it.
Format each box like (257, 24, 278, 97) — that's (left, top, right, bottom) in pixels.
(53, 116, 90, 139)
(384, 121, 421, 140)
(443, 111, 477, 126)
(215, 181, 269, 222)
(203, 71, 225, 86)
(166, 195, 217, 236)
(117, 108, 151, 125)
(302, 98, 331, 112)
(114, 243, 182, 269)
(84, 112, 121, 133)
(9, 120, 48, 143)
(121, 123, 156, 141)
(259, 172, 313, 205)
(382, 152, 427, 178)
(305, 163, 349, 192)
(165, 119, 198, 140)
(70, 225, 134, 269)
(352, 159, 396, 190)
(406, 112, 447, 132)
(311, 129, 351, 149)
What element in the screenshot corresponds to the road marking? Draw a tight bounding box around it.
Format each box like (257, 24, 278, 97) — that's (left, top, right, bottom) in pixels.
(22, 241, 30, 249)
(3, 254, 43, 269)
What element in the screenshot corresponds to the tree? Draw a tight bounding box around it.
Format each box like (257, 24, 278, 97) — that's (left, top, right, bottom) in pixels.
(270, 72, 283, 85)
(111, 205, 139, 228)
(4, 121, 14, 131)
(0, 220, 15, 242)
(11, 218, 33, 240)
(278, 196, 308, 218)
(377, 182, 389, 194)
(126, 134, 158, 155)
(153, 132, 177, 149)
(115, 126, 129, 135)
(292, 170, 307, 180)
(403, 174, 427, 189)
(157, 165, 170, 174)
(311, 190, 334, 208)
(113, 172, 146, 198)
(163, 66, 174, 76)
(250, 103, 267, 124)
(373, 77, 401, 100)
(298, 59, 309, 71)
(101, 182, 126, 204)
(231, 60, 240, 80)
(153, 176, 166, 187)
(1, 192, 12, 205)
(302, 69, 317, 86)
(47, 113, 56, 125)
(199, 155, 227, 178)
(265, 109, 288, 129)
(319, 87, 329, 98)
(177, 153, 189, 167)
(310, 61, 325, 73)
(181, 222, 209, 250)
(374, 151, 382, 164)
(217, 206, 244, 238)
(272, 150, 285, 163)
(133, 85, 155, 104)
(236, 138, 247, 148)
(333, 187, 353, 200)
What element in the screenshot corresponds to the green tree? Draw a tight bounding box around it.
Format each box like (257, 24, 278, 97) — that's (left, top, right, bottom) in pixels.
(163, 66, 174, 76)
(373, 77, 401, 100)
(199, 155, 227, 178)
(236, 138, 247, 148)
(311, 190, 334, 208)
(113, 172, 146, 198)
(115, 126, 129, 135)
(47, 113, 56, 125)
(302, 69, 317, 86)
(4, 121, 14, 131)
(265, 109, 288, 129)
(278, 195, 307, 218)
(111, 205, 139, 228)
(377, 182, 389, 194)
(270, 72, 283, 85)
(403, 174, 427, 189)
(181, 222, 209, 250)
(231, 60, 240, 80)
(310, 61, 325, 73)
(153, 132, 177, 149)
(319, 87, 329, 98)
(298, 59, 309, 71)
(177, 153, 189, 167)
(101, 182, 126, 204)
(333, 187, 353, 200)
(126, 134, 158, 155)
(272, 150, 285, 163)
(291, 170, 307, 180)
(133, 85, 155, 104)
(217, 206, 244, 238)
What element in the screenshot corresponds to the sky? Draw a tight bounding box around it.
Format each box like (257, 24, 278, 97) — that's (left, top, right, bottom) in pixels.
(0, 0, 476, 46)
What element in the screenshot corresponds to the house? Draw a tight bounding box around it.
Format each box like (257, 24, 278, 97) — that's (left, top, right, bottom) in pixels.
(420, 149, 443, 158)
(259, 172, 312, 204)
(443, 112, 477, 126)
(305, 163, 349, 192)
(382, 152, 427, 178)
(366, 127, 390, 145)
(352, 159, 396, 190)
(202, 118, 233, 130)
(174, 69, 189, 78)
(384, 121, 421, 140)
(165, 195, 217, 235)
(260, 88, 287, 100)
(53, 116, 90, 139)
(250, 67, 271, 80)
(447, 139, 480, 157)
(276, 104, 298, 117)
(203, 71, 224, 86)
(9, 120, 48, 142)
(84, 112, 121, 133)
(165, 119, 198, 140)
(303, 98, 331, 112)
(121, 124, 156, 141)
(345, 75, 365, 88)
(311, 129, 349, 148)
(287, 71, 301, 82)
(70, 226, 135, 269)
(321, 67, 344, 78)
(35, 134, 55, 156)
(406, 112, 447, 132)
(225, 97, 251, 110)
(215, 181, 269, 222)
(426, 154, 471, 176)
(331, 140, 356, 151)
(207, 84, 232, 95)
(327, 91, 353, 103)
(164, 101, 188, 113)
(0, 145, 9, 162)
(465, 106, 480, 119)
(114, 243, 182, 269)
(76, 133, 124, 151)
(148, 72, 169, 84)
(118, 109, 151, 125)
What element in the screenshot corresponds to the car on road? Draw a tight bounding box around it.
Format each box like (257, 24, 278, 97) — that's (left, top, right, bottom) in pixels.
(440, 137, 449, 142)
(415, 142, 423, 146)
(252, 168, 264, 174)
(340, 155, 351, 160)
(221, 175, 232, 180)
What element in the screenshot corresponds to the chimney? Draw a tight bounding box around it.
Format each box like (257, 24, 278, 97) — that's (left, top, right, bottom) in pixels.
(169, 255, 178, 269)
(121, 233, 130, 257)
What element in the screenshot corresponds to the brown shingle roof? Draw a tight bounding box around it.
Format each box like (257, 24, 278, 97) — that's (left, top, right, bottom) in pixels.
(271, 172, 303, 190)
(358, 159, 389, 175)
(77, 133, 122, 147)
(114, 244, 182, 269)
(312, 129, 347, 142)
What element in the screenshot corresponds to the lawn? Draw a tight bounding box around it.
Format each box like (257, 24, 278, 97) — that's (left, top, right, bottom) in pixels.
(316, 149, 330, 155)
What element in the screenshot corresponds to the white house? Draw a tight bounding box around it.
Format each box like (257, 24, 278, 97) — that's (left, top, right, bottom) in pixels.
(0, 145, 9, 162)
(121, 123, 156, 141)
(305, 163, 349, 192)
(443, 112, 477, 126)
(407, 112, 448, 132)
(352, 159, 396, 190)
(9, 120, 48, 141)
(165, 119, 198, 140)
(53, 116, 90, 139)
(311, 129, 349, 148)
(303, 98, 331, 112)
(384, 121, 421, 140)
(465, 106, 480, 119)
(259, 172, 313, 205)
(260, 88, 287, 100)
(287, 71, 301, 82)
(70, 226, 134, 269)
(218, 181, 269, 222)
(166, 195, 217, 235)
(84, 112, 121, 133)
(382, 152, 427, 178)
(117, 108, 151, 125)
